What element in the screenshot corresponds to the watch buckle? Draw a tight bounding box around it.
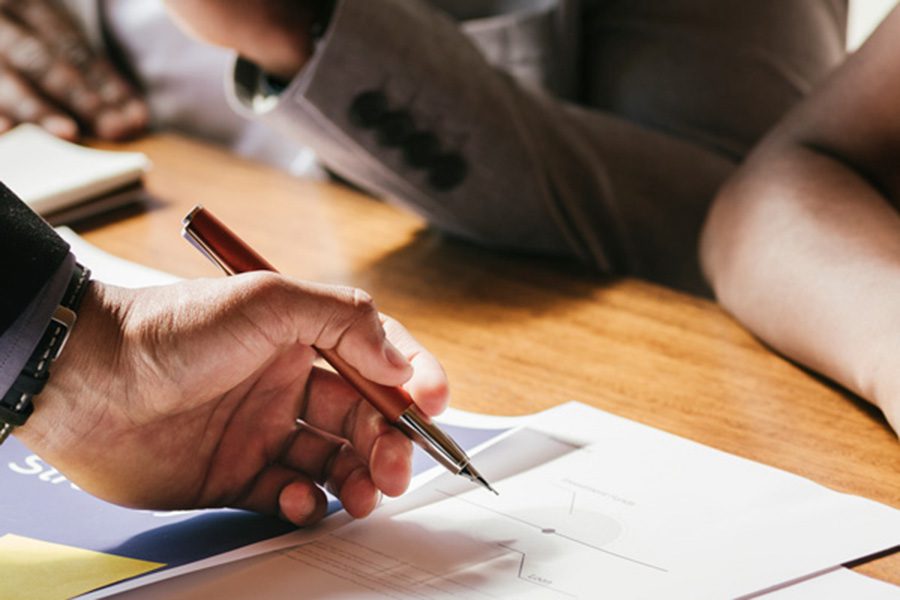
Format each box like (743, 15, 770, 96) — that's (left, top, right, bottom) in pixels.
(50, 305, 77, 361)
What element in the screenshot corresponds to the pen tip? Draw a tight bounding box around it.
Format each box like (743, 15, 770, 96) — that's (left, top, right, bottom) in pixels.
(480, 478, 500, 496)
(460, 464, 498, 495)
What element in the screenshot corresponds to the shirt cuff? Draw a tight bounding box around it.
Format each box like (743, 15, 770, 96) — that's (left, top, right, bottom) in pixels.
(0, 254, 75, 396)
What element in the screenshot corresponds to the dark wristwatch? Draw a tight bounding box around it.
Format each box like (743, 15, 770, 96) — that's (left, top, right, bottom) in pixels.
(0, 263, 91, 444)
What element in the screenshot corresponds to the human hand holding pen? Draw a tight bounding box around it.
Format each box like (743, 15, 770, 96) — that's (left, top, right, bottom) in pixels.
(183, 205, 497, 492)
(17, 274, 449, 525)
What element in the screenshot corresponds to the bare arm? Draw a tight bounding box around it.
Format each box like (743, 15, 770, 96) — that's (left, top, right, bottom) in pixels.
(701, 8, 900, 433)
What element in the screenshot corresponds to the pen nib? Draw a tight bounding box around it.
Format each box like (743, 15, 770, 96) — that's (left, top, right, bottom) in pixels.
(460, 464, 499, 495)
(478, 476, 500, 496)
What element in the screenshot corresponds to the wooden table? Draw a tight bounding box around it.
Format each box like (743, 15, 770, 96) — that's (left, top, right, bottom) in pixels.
(83, 134, 898, 585)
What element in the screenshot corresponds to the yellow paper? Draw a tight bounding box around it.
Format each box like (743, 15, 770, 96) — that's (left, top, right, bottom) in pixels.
(0, 534, 164, 600)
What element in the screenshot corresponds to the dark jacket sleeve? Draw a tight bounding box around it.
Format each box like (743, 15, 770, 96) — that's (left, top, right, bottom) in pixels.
(0, 182, 70, 335)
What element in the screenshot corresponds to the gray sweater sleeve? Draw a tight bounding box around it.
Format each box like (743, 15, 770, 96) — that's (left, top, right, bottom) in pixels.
(227, 0, 844, 292)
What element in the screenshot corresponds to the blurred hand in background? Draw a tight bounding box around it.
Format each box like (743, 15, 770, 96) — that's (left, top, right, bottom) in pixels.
(0, 0, 148, 140)
(163, 0, 318, 81)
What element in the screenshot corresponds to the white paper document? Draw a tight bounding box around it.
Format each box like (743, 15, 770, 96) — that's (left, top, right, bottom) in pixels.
(116, 404, 900, 600)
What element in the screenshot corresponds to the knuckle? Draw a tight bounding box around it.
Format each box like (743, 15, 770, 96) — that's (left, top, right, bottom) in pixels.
(328, 285, 377, 322)
(349, 402, 390, 449)
(17, 96, 44, 120)
(339, 287, 378, 329)
(244, 271, 291, 303)
(239, 272, 303, 341)
(0, 19, 18, 51)
(228, 272, 291, 326)
(315, 285, 380, 348)
(41, 63, 74, 93)
(68, 86, 100, 113)
(10, 36, 51, 75)
(58, 37, 93, 70)
(334, 285, 374, 313)
(350, 287, 375, 311)
(96, 78, 127, 103)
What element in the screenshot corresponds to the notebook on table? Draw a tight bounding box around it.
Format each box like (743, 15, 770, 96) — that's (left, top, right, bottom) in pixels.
(0, 124, 150, 224)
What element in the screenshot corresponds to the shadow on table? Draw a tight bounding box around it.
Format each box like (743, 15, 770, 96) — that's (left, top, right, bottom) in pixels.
(350, 227, 617, 313)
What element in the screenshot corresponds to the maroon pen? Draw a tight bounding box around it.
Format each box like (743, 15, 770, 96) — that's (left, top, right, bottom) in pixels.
(182, 205, 496, 494)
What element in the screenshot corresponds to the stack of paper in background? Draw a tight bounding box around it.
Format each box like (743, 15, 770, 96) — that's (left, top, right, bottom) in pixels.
(0, 124, 149, 224)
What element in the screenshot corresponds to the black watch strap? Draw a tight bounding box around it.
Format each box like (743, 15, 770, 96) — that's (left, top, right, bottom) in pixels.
(0, 263, 91, 443)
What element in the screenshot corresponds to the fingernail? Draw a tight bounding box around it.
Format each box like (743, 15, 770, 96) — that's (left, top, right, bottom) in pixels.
(295, 492, 316, 523)
(40, 116, 78, 139)
(384, 343, 410, 370)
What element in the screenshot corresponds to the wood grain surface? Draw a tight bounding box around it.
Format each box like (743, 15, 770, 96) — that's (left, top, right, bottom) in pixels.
(81, 134, 898, 584)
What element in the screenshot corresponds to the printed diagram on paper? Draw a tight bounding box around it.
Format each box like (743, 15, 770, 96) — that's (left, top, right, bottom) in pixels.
(280, 446, 670, 599)
(122, 406, 900, 600)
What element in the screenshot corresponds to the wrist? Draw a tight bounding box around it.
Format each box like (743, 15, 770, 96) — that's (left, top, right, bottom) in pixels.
(16, 281, 130, 455)
(1, 262, 91, 444)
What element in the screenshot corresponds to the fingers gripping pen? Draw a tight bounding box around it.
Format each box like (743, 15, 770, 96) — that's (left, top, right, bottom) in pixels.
(182, 205, 497, 494)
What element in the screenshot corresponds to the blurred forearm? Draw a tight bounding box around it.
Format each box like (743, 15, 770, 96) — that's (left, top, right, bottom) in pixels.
(701, 141, 900, 431)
